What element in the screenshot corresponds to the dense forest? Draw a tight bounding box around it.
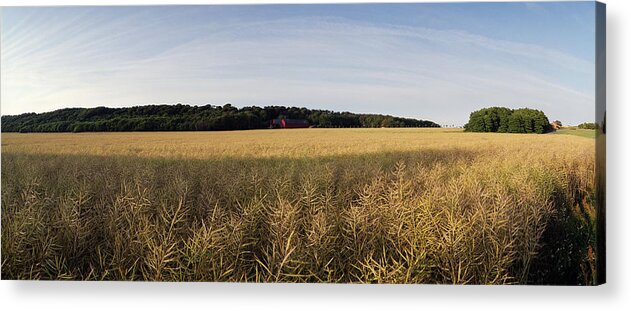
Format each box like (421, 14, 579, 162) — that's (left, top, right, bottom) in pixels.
(464, 107, 552, 134)
(1, 104, 440, 133)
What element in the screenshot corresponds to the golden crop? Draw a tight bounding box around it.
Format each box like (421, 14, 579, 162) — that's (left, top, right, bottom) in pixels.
(0, 128, 592, 159)
(0, 129, 597, 284)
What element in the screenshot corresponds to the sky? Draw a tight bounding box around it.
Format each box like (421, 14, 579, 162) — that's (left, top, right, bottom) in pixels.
(0, 2, 596, 126)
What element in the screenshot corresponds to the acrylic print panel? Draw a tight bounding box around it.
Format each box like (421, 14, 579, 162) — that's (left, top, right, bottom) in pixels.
(0, 1, 606, 285)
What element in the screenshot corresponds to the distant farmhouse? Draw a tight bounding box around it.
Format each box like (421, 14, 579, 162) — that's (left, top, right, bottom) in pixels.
(270, 118, 310, 129)
(551, 120, 562, 130)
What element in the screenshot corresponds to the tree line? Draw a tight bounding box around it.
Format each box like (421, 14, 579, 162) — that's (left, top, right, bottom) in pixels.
(1, 104, 440, 133)
(464, 107, 552, 134)
(577, 122, 598, 130)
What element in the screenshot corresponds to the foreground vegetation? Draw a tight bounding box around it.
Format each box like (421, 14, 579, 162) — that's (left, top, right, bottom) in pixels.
(0, 104, 439, 133)
(1, 129, 598, 284)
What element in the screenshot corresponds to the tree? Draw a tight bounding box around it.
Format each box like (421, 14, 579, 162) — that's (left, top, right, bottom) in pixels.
(465, 107, 551, 134)
(578, 122, 598, 130)
(1, 104, 440, 132)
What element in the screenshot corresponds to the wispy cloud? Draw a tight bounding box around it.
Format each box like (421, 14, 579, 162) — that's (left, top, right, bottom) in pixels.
(1, 6, 595, 125)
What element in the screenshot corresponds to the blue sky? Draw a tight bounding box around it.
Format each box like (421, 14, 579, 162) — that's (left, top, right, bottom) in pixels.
(1, 2, 596, 125)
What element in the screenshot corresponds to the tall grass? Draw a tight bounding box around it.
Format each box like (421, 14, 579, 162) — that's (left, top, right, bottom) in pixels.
(1, 129, 597, 283)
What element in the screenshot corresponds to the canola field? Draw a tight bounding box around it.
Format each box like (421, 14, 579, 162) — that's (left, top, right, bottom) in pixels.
(1, 129, 598, 284)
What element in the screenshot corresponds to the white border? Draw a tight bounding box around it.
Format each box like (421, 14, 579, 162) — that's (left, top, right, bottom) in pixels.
(1, 1, 629, 310)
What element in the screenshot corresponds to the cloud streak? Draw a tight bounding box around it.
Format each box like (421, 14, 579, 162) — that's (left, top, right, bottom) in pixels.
(1, 5, 595, 125)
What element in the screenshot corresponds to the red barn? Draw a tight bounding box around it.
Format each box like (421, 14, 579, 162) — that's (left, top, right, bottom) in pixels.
(270, 118, 309, 129)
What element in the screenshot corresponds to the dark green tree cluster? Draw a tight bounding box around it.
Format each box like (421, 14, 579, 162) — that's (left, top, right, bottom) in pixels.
(577, 122, 598, 130)
(464, 107, 552, 134)
(1, 104, 440, 133)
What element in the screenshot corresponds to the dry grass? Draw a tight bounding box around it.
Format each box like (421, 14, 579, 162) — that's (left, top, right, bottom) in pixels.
(0, 128, 588, 159)
(1, 129, 597, 284)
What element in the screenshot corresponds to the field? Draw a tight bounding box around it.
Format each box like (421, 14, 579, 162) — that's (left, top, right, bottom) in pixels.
(1, 128, 598, 284)
(555, 128, 597, 138)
